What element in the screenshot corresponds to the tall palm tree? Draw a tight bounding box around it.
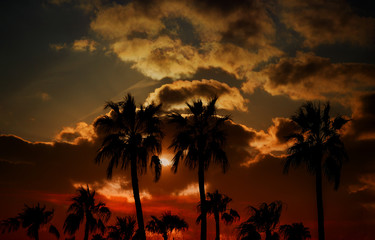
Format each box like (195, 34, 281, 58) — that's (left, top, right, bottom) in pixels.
(95, 94, 163, 240)
(169, 97, 229, 240)
(0, 203, 60, 240)
(280, 223, 311, 240)
(240, 201, 282, 240)
(197, 190, 240, 240)
(107, 216, 137, 240)
(146, 212, 188, 240)
(64, 186, 111, 240)
(284, 102, 348, 240)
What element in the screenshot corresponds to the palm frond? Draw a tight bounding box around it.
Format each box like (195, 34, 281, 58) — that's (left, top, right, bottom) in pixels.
(49, 224, 60, 239)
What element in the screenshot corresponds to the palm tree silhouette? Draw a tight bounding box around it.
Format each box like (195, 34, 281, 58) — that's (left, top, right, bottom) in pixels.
(107, 216, 137, 240)
(236, 222, 261, 240)
(0, 203, 60, 240)
(64, 186, 111, 240)
(95, 94, 163, 240)
(169, 97, 229, 240)
(146, 211, 188, 240)
(280, 223, 311, 240)
(91, 234, 106, 240)
(239, 201, 282, 240)
(284, 102, 348, 240)
(197, 190, 240, 240)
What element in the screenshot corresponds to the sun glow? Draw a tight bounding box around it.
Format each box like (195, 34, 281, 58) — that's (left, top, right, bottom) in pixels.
(160, 157, 172, 166)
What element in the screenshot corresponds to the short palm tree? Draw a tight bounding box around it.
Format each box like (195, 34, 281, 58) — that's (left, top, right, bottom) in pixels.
(95, 94, 163, 240)
(240, 201, 282, 240)
(107, 216, 137, 240)
(64, 186, 111, 240)
(0, 203, 60, 240)
(146, 211, 188, 240)
(284, 102, 348, 240)
(169, 97, 229, 240)
(280, 223, 311, 240)
(197, 190, 240, 240)
(91, 234, 106, 240)
(236, 222, 261, 240)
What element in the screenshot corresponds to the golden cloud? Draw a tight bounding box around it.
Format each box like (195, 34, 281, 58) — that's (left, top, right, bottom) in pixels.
(146, 79, 248, 111)
(55, 122, 96, 144)
(88, 0, 282, 80)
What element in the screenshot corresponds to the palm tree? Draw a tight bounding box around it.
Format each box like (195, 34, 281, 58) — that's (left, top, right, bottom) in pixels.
(95, 94, 163, 240)
(169, 97, 229, 240)
(284, 102, 348, 240)
(107, 216, 137, 240)
(146, 212, 188, 240)
(280, 223, 311, 240)
(0, 203, 60, 240)
(197, 190, 240, 240)
(240, 201, 282, 240)
(64, 186, 111, 240)
(237, 222, 261, 240)
(91, 234, 106, 240)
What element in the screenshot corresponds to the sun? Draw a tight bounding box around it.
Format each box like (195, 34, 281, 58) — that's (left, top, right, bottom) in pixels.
(160, 157, 172, 166)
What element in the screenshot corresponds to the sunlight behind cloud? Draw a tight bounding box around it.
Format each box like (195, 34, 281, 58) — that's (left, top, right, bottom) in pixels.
(73, 177, 152, 202)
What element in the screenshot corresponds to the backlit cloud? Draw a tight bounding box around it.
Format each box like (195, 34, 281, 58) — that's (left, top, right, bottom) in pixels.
(146, 79, 248, 111)
(89, 0, 282, 80)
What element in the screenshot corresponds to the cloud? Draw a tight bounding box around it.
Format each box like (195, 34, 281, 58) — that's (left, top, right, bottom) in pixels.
(280, 0, 375, 47)
(72, 39, 97, 52)
(38, 92, 51, 101)
(88, 0, 282, 80)
(146, 79, 248, 111)
(347, 92, 375, 140)
(55, 121, 96, 144)
(242, 52, 375, 101)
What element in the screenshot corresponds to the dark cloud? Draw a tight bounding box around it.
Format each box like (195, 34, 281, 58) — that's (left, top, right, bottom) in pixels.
(349, 92, 375, 138)
(280, 0, 375, 47)
(243, 52, 375, 100)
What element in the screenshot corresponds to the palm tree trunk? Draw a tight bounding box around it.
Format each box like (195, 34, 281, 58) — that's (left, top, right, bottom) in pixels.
(316, 164, 325, 240)
(214, 211, 220, 240)
(163, 232, 168, 240)
(265, 230, 272, 240)
(131, 159, 146, 240)
(198, 160, 207, 240)
(84, 220, 90, 240)
(35, 230, 39, 240)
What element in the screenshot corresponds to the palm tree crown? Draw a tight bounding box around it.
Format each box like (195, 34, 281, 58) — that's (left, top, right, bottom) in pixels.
(64, 186, 111, 240)
(146, 211, 188, 240)
(107, 216, 137, 240)
(0, 203, 60, 240)
(284, 101, 348, 240)
(197, 190, 240, 240)
(239, 201, 282, 240)
(95, 94, 163, 240)
(169, 97, 229, 240)
(280, 222, 311, 240)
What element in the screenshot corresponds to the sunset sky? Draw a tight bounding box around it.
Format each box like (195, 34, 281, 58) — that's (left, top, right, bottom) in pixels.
(1, 0, 375, 239)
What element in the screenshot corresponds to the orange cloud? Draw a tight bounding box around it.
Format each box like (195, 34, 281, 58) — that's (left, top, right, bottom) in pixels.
(146, 79, 248, 111)
(88, 0, 282, 80)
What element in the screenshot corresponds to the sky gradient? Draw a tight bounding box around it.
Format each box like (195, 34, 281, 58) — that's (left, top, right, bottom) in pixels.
(1, 0, 375, 239)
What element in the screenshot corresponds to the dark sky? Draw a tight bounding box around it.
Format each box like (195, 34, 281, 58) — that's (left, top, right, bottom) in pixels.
(0, 0, 375, 239)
